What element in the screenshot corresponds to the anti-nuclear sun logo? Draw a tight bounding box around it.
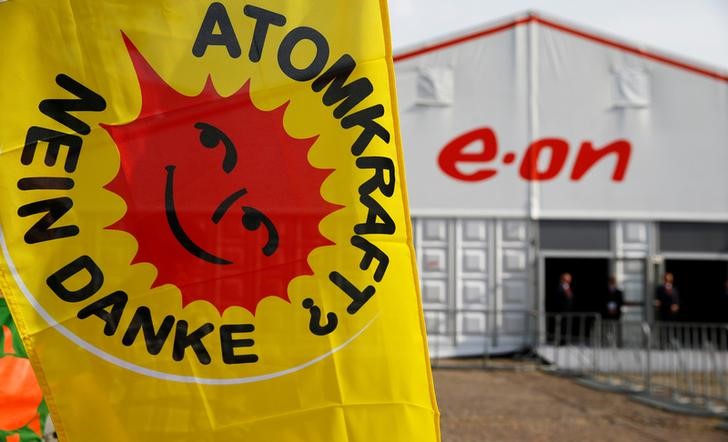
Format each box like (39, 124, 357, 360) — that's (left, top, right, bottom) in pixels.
(103, 35, 335, 314)
(8, 6, 395, 376)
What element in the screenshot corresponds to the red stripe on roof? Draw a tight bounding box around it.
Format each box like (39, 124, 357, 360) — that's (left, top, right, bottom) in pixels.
(393, 15, 728, 83)
(393, 17, 531, 62)
(533, 16, 728, 82)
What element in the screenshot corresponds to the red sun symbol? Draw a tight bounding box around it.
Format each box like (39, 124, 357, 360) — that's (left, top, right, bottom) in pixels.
(102, 34, 336, 314)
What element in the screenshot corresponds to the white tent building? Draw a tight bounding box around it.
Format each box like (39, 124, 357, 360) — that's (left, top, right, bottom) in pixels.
(394, 12, 728, 356)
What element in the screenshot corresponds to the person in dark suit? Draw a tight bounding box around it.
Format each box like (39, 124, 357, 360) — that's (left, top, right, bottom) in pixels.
(554, 272, 574, 344)
(602, 275, 624, 321)
(602, 275, 624, 346)
(655, 272, 680, 321)
(655, 272, 680, 348)
(555, 272, 574, 313)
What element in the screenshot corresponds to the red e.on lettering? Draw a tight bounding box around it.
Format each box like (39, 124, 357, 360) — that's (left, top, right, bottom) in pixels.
(437, 127, 498, 181)
(438, 126, 632, 183)
(519, 138, 569, 180)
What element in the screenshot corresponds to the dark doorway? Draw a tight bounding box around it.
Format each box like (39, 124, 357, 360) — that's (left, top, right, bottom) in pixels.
(545, 257, 609, 314)
(544, 257, 610, 344)
(664, 260, 728, 322)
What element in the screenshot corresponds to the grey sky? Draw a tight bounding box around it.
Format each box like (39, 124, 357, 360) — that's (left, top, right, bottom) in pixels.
(389, 0, 728, 71)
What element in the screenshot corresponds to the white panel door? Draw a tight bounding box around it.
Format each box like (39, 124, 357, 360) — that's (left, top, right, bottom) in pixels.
(416, 216, 534, 357)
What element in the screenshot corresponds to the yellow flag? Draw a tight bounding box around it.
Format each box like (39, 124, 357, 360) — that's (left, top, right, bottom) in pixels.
(0, 1, 439, 440)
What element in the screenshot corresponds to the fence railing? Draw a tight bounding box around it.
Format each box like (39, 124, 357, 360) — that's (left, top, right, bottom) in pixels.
(424, 308, 539, 368)
(539, 313, 728, 416)
(423, 308, 728, 416)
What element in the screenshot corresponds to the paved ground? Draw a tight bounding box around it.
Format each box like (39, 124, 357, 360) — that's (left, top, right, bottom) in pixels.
(434, 364, 727, 441)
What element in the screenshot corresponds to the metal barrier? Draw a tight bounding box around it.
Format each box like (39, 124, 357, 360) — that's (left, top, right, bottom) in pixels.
(640, 322, 728, 415)
(423, 309, 728, 416)
(539, 314, 728, 417)
(538, 312, 602, 376)
(424, 309, 539, 369)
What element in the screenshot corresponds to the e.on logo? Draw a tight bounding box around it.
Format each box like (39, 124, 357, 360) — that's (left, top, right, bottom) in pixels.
(438, 127, 631, 182)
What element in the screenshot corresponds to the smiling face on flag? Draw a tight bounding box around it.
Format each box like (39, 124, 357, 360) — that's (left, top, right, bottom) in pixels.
(0, 1, 438, 441)
(103, 35, 335, 314)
